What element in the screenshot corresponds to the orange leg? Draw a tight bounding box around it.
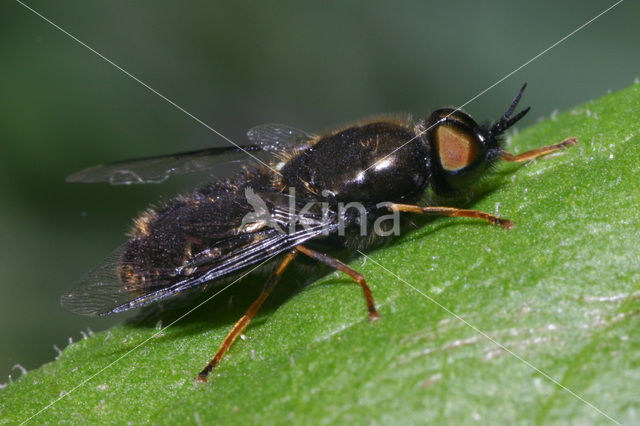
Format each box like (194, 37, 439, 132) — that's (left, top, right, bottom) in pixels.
(295, 245, 381, 321)
(196, 251, 297, 383)
(500, 137, 577, 163)
(392, 137, 578, 230)
(389, 203, 514, 229)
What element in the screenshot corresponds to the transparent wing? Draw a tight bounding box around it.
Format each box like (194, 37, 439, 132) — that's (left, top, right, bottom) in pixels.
(66, 145, 262, 185)
(246, 123, 315, 152)
(61, 205, 338, 316)
(60, 243, 182, 316)
(67, 124, 315, 185)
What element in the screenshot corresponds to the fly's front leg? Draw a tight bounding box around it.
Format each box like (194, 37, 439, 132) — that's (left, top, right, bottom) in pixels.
(500, 137, 577, 162)
(389, 204, 514, 229)
(393, 137, 578, 229)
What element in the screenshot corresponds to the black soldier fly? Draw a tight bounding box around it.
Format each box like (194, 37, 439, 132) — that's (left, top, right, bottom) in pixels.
(62, 84, 576, 382)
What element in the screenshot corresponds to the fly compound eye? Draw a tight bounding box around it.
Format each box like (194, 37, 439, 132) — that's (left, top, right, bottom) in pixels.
(426, 110, 488, 191)
(434, 124, 480, 173)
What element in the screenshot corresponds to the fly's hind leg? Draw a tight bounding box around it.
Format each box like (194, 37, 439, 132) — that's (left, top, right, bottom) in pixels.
(295, 245, 381, 321)
(196, 250, 297, 383)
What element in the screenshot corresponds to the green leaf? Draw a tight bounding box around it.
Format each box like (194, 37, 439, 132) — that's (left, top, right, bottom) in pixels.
(3, 84, 639, 425)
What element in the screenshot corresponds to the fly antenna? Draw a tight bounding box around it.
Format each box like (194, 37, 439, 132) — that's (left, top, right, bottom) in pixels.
(490, 83, 530, 136)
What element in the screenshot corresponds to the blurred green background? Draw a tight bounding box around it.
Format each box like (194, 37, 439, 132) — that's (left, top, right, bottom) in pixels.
(0, 0, 638, 380)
